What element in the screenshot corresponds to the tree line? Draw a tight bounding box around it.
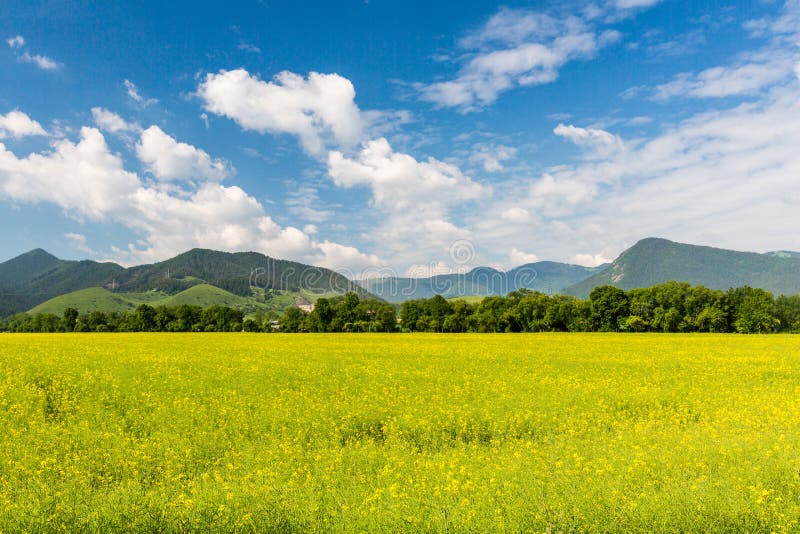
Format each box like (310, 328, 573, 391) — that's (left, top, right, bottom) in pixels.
(3, 282, 800, 334)
(0, 293, 398, 333)
(400, 282, 800, 334)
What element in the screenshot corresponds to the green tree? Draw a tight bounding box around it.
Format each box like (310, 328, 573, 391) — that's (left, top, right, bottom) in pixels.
(589, 286, 629, 332)
(135, 304, 157, 331)
(281, 307, 306, 332)
(61, 307, 79, 332)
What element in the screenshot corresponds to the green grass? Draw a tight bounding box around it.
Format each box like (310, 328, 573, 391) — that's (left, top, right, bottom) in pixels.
(2, 333, 800, 531)
(27, 284, 320, 316)
(158, 283, 250, 308)
(28, 287, 146, 315)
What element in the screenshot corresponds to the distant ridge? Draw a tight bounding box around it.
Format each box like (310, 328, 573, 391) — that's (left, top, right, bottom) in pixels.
(6, 237, 800, 316)
(359, 261, 606, 303)
(565, 238, 800, 298)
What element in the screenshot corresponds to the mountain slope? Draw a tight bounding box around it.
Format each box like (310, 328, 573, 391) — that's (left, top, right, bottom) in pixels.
(0, 248, 62, 286)
(0, 251, 125, 317)
(29, 284, 300, 316)
(2, 247, 373, 317)
(111, 248, 368, 298)
(360, 261, 606, 303)
(28, 287, 143, 315)
(566, 238, 800, 298)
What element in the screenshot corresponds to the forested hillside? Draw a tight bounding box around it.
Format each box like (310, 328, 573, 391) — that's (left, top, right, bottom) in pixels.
(567, 238, 800, 298)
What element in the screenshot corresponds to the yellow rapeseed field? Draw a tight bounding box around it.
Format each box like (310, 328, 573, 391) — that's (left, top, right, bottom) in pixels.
(2, 333, 800, 532)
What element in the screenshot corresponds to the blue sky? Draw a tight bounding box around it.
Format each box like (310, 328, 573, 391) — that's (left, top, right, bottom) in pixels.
(1, 0, 798, 276)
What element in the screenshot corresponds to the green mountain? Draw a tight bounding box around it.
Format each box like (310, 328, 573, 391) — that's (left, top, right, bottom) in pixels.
(359, 261, 606, 303)
(29, 284, 293, 316)
(110, 248, 367, 297)
(29, 287, 146, 315)
(1, 248, 370, 317)
(566, 238, 800, 298)
(0, 250, 124, 317)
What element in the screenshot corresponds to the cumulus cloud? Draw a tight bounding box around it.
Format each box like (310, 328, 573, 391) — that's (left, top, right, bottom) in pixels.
(554, 123, 624, 156)
(573, 253, 611, 267)
(328, 137, 485, 212)
(0, 127, 140, 219)
(0, 123, 382, 270)
(197, 68, 365, 157)
(0, 110, 47, 139)
(508, 248, 539, 265)
(327, 137, 487, 270)
(136, 126, 232, 182)
(416, 7, 624, 111)
(500, 207, 531, 223)
(404, 261, 455, 278)
(469, 143, 517, 172)
(91, 107, 141, 134)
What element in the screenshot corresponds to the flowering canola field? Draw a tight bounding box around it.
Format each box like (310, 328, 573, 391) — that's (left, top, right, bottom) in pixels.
(2, 333, 800, 532)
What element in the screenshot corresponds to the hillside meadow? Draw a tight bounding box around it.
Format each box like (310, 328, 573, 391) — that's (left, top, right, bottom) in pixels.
(2, 333, 800, 531)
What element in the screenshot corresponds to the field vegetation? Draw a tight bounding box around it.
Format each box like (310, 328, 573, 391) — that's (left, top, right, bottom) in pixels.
(2, 333, 800, 531)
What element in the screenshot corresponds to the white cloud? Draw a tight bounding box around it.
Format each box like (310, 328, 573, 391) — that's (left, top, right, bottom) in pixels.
(530, 173, 597, 211)
(0, 124, 382, 270)
(238, 42, 261, 54)
(509, 248, 539, 265)
(7, 34, 60, 70)
(404, 261, 455, 278)
(652, 51, 797, 100)
(64, 232, 94, 254)
(417, 8, 623, 111)
(573, 253, 611, 267)
(285, 184, 334, 223)
(0, 110, 47, 139)
(327, 137, 485, 212)
(0, 127, 141, 220)
(91, 107, 141, 134)
(124, 79, 158, 107)
(136, 126, 232, 182)
(327, 137, 487, 271)
(198, 68, 365, 157)
(20, 51, 60, 70)
(469, 143, 517, 172)
(613, 0, 661, 8)
(314, 241, 383, 272)
(554, 123, 624, 156)
(473, 75, 800, 266)
(500, 207, 531, 223)
(6, 35, 24, 49)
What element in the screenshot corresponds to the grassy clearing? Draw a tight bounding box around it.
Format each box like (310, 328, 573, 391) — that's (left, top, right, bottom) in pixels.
(2, 333, 800, 531)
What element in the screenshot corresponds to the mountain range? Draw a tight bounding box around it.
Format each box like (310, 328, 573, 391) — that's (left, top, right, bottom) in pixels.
(359, 262, 608, 303)
(3, 237, 800, 317)
(564, 238, 800, 298)
(0, 248, 367, 317)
